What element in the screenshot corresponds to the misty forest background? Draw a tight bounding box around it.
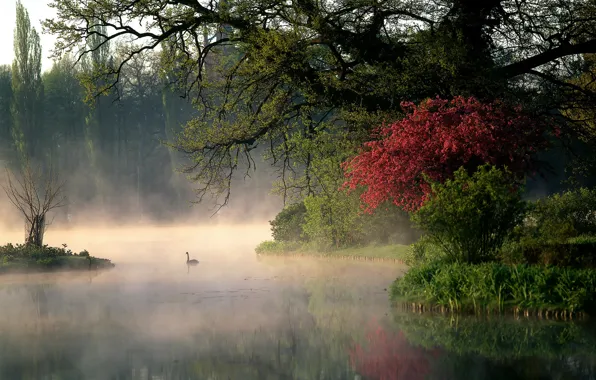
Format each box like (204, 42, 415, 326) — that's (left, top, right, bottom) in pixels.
(0, 2, 281, 228)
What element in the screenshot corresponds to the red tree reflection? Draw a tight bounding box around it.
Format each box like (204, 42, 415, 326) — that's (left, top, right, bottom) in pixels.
(349, 320, 439, 380)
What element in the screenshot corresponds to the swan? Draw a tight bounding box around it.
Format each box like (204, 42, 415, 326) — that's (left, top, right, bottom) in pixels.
(186, 252, 199, 265)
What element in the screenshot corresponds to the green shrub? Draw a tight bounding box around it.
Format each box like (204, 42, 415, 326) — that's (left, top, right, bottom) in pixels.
(269, 201, 307, 243)
(403, 235, 446, 266)
(0, 243, 75, 259)
(502, 237, 596, 268)
(390, 262, 596, 314)
(529, 187, 596, 241)
(503, 188, 596, 267)
(0, 243, 114, 272)
(411, 165, 526, 264)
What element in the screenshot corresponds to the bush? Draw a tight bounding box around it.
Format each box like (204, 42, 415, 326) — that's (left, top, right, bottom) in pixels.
(0, 243, 75, 260)
(411, 165, 526, 264)
(500, 188, 596, 267)
(403, 235, 446, 267)
(500, 235, 596, 268)
(390, 262, 596, 314)
(529, 187, 596, 240)
(269, 201, 307, 243)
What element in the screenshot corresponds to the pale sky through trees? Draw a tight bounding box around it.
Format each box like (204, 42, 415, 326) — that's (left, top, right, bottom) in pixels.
(0, 0, 56, 71)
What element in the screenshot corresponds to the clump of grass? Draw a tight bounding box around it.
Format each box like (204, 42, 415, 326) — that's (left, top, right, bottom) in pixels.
(390, 262, 596, 316)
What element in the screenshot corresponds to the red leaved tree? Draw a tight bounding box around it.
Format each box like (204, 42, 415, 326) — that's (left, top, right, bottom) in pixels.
(343, 96, 555, 212)
(349, 320, 438, 380)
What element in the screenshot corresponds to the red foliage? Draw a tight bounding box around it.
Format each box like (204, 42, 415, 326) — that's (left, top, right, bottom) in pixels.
(342, 96, 554, 212)
(349, 320, 438, 380)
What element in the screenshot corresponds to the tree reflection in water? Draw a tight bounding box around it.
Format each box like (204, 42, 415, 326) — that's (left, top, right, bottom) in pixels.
(3, 270, 596, 379)
(349, 319, 438, 380)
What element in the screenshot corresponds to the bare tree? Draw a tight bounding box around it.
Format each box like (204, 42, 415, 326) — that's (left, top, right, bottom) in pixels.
(1, 159, 66, 247)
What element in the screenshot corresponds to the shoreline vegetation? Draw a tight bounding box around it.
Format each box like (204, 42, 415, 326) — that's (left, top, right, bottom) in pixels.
(388, 174, 596, 318)
(255, 241, 409, 263)
(0, 243, 115, 275)
(389, 262, 595, 319)
(257, 168, 596, 318)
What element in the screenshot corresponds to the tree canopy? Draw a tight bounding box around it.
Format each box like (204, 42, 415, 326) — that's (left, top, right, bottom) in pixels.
(343, 96, 552, 212)
(42, 0, 596, 204)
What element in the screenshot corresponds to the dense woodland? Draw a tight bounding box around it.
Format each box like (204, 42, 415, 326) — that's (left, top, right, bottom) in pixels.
(0, 2, 279, 227)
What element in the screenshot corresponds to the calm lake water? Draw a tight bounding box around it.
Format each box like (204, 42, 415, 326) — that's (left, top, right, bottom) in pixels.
(0, 224, 595, 379)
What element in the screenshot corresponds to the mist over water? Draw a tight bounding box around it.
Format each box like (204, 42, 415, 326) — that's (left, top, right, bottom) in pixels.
(0, 224, 595, 379)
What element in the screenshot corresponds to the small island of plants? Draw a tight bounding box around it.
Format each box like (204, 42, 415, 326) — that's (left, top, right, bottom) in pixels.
(1, 158, 114, 275)
(0, 243, 114, 274)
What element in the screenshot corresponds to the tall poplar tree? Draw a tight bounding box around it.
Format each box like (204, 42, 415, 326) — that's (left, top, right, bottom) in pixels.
(0, 65, 13, 166)
(11, 0, 43, 164)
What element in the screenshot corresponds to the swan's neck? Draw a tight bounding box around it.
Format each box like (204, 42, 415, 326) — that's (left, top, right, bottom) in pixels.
(186, 253, 189, 262)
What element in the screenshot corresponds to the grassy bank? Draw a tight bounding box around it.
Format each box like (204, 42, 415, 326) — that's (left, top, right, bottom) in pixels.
(390, 261, 596, 317)
(0, 243, 115, 274)
(255, 240, 409, 263)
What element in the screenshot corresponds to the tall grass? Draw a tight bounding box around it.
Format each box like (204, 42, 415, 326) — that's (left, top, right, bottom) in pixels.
(390, 262, 596, 316)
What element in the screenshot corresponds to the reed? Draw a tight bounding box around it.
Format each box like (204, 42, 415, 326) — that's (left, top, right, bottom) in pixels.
(390, 262, 596, 316)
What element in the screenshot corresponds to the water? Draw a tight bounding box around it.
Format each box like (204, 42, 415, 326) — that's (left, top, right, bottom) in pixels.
(0, 224, 595, 379)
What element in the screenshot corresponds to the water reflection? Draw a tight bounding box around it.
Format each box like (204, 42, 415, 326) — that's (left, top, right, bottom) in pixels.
(0, 258, 594, 379)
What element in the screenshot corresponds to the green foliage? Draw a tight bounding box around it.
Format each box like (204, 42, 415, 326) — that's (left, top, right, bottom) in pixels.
(499, 188, 596, 267)
(525, 187, 596, 241)
(302, 192, 364, 250)
(0, 65, 13, 164)
(391, 262, 596, 314)
(254, 240, 300, 255)
(41, 0, 596, 221)
(11, 0, 44, 163)
(266, 188, 416, 253)
(411, 165, 526, 264)
(0, 243, 113, 273)
(269, 201, 307, 243)
(403, 235, 446, 267)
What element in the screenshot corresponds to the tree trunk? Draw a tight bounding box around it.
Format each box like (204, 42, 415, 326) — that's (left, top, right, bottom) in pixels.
(26, 214, 45, 247)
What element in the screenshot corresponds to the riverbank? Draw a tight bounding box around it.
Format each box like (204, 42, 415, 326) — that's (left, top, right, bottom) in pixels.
(389, 261, 596, 318)
(255, 241, 409, 263)
(0, 243, 115, 274)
